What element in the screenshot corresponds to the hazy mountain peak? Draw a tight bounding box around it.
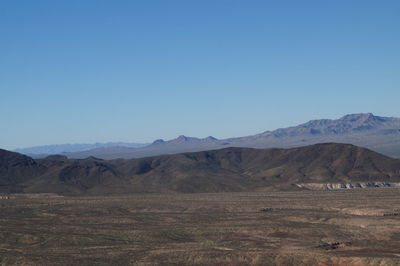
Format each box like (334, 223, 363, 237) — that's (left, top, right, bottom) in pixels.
(339, 113, 379, 122)
(205, 136, 218, 141)
(171, 135, 219, 144)
(152, 139, 165, 145)
(340, 112, 373, 119)
(176, 135, 188, 142)
(250, 113, 400, 143)
(287, 113, 394, 135)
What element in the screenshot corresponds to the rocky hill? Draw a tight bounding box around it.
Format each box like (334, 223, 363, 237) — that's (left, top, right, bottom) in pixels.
(1, 143, 400, 194)
(0, 149, 46, 192)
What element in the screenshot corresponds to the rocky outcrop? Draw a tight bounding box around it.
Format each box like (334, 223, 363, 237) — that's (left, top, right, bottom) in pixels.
(296, 182, 400, 190)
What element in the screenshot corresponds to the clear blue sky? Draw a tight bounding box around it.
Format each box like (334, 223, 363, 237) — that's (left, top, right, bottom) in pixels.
(1, 0, 400, 150)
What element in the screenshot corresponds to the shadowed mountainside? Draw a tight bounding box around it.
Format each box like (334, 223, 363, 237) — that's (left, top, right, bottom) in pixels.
(63, 113, 400, 159)
(0, 149, 46, 193)
(1, 143, 400, 194)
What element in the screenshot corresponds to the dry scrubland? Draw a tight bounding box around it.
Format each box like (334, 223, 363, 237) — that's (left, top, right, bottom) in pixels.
(1, 189, 400, 266)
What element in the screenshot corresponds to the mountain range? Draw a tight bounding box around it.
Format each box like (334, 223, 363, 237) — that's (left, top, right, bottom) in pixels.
(1, 143, 400, 194)
(42, 113, 400, 159)
(14, 142, 147, 156)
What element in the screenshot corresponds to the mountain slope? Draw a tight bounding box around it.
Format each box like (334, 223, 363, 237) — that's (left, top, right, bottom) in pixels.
(1, 143, 400, 194)
(63, 113, 400, 159)
(112, 143, 400, 193)
(0, 149, 46, 192)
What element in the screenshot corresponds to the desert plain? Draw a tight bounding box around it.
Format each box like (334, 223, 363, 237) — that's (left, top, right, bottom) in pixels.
(1, 188, 400, 266)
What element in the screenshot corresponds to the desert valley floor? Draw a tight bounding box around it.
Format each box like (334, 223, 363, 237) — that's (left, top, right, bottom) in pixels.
(1, 188, 400, 266)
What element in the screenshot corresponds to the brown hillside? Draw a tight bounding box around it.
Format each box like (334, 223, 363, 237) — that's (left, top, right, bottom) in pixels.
(1, 143, 400, 194)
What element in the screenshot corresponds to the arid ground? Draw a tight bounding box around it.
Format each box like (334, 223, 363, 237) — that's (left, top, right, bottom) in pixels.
(1, 188, 400, 266)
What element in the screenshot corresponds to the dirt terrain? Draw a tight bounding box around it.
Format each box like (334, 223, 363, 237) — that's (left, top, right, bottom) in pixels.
(1, 188, 399, 265)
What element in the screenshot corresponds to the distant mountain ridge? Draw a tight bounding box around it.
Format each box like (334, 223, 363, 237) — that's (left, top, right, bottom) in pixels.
(60, 135, 221, 159)
(1, 143, 400, 194)
(256, 113, 399, 137)
(14, 142, 148, 156)
(62, 113, 400, 159)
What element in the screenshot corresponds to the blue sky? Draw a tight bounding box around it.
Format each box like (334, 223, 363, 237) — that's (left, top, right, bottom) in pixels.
(1, 0, 400, 149)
